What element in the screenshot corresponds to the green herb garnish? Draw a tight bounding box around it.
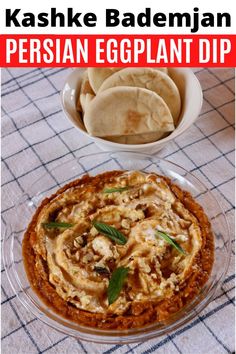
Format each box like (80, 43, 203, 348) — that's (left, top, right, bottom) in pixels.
(156, 231, 187, 255)
(42, 222, 74, 229)
(92, 221, 127, 245)
(103, 186, 130, 194)
(108, 267, 129, 305)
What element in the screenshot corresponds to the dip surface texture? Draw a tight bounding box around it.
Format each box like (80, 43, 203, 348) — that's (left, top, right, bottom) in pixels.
(23, 171, 214, 329)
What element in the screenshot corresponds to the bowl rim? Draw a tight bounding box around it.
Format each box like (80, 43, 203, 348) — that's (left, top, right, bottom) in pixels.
(60, 67, 203, 148)
(2, 151, 231, 344)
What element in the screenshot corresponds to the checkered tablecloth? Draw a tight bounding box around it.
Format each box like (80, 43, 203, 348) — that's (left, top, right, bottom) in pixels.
(1, 67, 235, 354)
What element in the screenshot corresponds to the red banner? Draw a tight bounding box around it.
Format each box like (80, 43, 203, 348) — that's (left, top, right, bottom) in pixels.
(0, 34, 235, 67)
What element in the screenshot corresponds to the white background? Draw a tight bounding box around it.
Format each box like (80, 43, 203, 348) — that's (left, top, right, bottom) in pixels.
(0, 0, 235, 34)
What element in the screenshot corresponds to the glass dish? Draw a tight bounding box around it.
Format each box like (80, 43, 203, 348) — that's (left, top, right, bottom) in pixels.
(2, 151, 231, 344)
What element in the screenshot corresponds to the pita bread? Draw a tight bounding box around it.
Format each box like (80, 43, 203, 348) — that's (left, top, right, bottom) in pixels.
(87, 67, 168, 94)
(84, 86, 174, 137)
(98, 68, 181, 125)
(105, 131, 169, 144)
(77, 71, 95, 113)
(88, 68, 122, 93)
(152, 67, 168, 75)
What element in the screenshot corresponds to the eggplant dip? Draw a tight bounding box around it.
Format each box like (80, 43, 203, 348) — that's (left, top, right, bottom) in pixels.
(23, 170, 214, 329)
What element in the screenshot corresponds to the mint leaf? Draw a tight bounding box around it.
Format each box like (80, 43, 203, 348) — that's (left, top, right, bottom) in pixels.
(42, 222, 74, 229)
(108, 267, 129, 305)
(103, 186, 130, 194)
(92, 221, 127, 245)
(156, 231, 187, 255)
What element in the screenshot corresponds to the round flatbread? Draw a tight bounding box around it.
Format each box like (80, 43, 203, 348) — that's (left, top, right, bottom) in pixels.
(88, 68, 122, 93)
(151, 67, 168, 75)
(98, 68, 181, 125)
(105, 131, 169, 144)
(77, 71, 95, 113)
(84, 86, 174, 137)
(87, 67, 168, 94)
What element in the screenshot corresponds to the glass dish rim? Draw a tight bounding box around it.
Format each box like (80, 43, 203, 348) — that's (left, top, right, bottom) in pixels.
(2, 151, 231, 344)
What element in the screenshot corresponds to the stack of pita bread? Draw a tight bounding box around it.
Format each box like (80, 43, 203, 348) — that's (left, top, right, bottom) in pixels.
(77, 68, 181, 144)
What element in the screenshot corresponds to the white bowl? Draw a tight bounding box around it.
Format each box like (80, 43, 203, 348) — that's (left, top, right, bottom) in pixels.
(61, 68, 203, 154)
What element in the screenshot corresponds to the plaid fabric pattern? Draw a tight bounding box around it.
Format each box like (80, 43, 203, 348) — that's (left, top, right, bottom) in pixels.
(1, 67, 235, 354)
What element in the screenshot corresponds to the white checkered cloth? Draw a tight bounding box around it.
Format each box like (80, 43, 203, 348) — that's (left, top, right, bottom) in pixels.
(1, 68, 235, 354)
